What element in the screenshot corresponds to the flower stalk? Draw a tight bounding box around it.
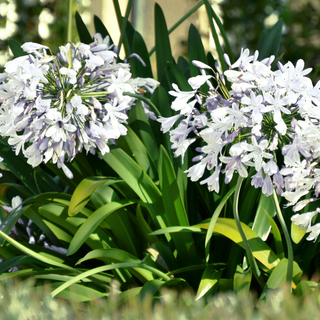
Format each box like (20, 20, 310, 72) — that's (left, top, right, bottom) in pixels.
(272, 190, 294, 291)
(233, 175, 265, 287)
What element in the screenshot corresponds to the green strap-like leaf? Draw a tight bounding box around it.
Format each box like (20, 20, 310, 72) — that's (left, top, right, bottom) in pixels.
(76, 248, 140, 265)
(154, 3, 174, 81)
(166, 62, 191, 91)
(257, 19, 283, 61)
(260, 258, 302, 299)
(195, 218, 280, 270)
(76, 247, 155, 283)
(121, 126, 158, 180)
(158, 146, 201, 266)
(196, 266, 222, 300)
(39, 202, 116, 251)
(294, 281, 318, 297)
(0, 229, 78, 271)
(68, 177, 119, 216)
(8, 39, 28, 57)
(150, 226, 203, 236)
(205, 186, 235, 263)
(24, 204, 65, 247)
(233, 265, 252, 295)
(128, 101, 159, 164)
(132, 31, 153, 78)
(136, 205, 159, 244)
(67, 199, 137, 256)
(188, 24, 207, 77)
(158, 146, 189, 226)
(272, 190, 294, 289)
(140, 278, 188, 299)
(117, 0, 133, 59)
(263, 209, 284, 259)
(48, 282, 108, 302)
(139, 279, 165, 298)
(94, 15, 113, 44)
(50, 262, 171, 298)
(75, 11, 93, 44)
(252, 193, 276, 241)
(203, 0, 227, 72)
(101, 147, 167, 232)
(149, 1, 205, 56)
(177, 56, 190, 79)
(0, 255, 48, 273)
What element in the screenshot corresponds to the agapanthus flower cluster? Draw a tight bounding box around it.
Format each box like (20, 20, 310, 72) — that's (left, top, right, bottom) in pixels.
(0, 34, 158, 178)
(158, 48, 320, 242)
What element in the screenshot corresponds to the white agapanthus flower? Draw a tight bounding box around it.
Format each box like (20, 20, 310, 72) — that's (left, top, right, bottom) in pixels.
(157, 50, 320, 242)
(0, 34, 158, 179)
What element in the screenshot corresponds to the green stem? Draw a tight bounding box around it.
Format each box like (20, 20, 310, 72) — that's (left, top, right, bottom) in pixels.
(233, 175, 265, 287)
(123, 92, 161, 117)
(272, 190, 293, 291)
(80, 92, 110, 98)
(113, 0, 132, 61)
(205, 186, 235, 263)
(67, 0, 73, 43)
(208, 5, 235, 64)
(149, 0, 205, 56)
(67, 0, 74, 68)
(112, 0, 122, 29)
(203, 0, 228, 72)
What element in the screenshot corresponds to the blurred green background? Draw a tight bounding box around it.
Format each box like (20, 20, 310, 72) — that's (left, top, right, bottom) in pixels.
(0, 0, 89, 68)
(0, 0, 319, 76)
(220, 0, 320, 77)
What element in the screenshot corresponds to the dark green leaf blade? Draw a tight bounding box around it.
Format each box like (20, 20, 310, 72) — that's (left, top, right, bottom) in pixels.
(188, 24, 207, 77)
(257, 19, 283, 60)
(68, 177, 111, 216)
(67, 199, 137, 256)
(8, 39, 28, 58)
(158, 146, 200, 267)
(154, 3, 174, 81)
(196, 266, 222, 300)
(132, 30, 153, 78)
(75, 11, 93, 44)
(93, 15, 114, 44)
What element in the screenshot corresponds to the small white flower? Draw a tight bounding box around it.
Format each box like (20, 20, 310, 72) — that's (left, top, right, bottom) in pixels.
(306, 223, 320, 242)
(70, 95, 88, 116)
(60, 67, 77, 84)
(200, 164, 221, 193)
(188, 74, 212, 90)
(192, 60, 212, 70)
(157, 114, 182, 133)
(21, 42, 49, 53)
(291, 209, 319, 230)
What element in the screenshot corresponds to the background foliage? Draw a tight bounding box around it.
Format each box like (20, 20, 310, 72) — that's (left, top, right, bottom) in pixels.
(0, 0, 88, 70)
(220, 0, 320, 79)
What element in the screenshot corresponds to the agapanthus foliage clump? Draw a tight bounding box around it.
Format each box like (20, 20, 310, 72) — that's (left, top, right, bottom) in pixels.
(158, 48, 320, 242)
(0, 34, 158, 179)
